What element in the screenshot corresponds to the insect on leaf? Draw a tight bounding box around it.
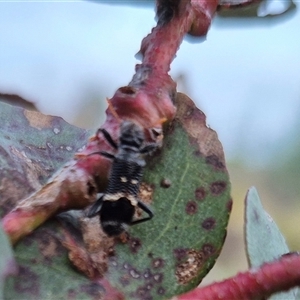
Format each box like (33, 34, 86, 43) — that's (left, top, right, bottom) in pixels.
(1, 93, 231, 299)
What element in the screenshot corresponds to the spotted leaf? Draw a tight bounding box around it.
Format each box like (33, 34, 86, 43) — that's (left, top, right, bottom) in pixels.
(1, 93, 231, 299)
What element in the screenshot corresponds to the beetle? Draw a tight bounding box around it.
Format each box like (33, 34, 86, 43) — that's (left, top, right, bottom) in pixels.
(87, 121, 159, 236)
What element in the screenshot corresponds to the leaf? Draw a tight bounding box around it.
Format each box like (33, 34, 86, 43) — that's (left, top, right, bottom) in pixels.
(0, 225, 17, 300)
(245, 187, 298, 300)
(1, 93, 231, 299)
(0, 101, 92, 214)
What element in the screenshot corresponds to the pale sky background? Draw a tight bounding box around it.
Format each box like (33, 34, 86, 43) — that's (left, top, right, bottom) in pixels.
(1, 1, 299, 167)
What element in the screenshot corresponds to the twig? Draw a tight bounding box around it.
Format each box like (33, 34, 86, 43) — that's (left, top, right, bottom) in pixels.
(173, 252, 300, 300)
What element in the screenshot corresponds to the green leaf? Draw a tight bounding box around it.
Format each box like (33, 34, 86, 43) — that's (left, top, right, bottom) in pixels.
(1, 93, 231, 299)
(245, 187, 298, 300)
(0, 225, 17, 300)
(4, 226, 101, 300)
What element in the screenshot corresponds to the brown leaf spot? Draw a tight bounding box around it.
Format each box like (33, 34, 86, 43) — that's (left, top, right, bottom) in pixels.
(79, 282, 104, 298)
(160, 178, 171, 188)
(138, 182, 154, 206)
(143, 268, 153, 280)
(153, 273, 164, 283)
(118, 231, 129, 244)
(135, 182, 155, 223)
(205, 154, 225, 170)
(175, 93, 226, 164)
(194, 187, 206, 201)
(0, 176, 34, 213)
(129, 268, 141, 279)
(136, 286, 151, 300)
(185, 201, 197, 215)
(14, 265, 40, 296)
(24, 110, 53, 129)
(173, 248, 188, 261)
(152, 258, 165, 269)
(145, 283, 153, 290)
(119, 275, 130, 287)
(39, 233, 60, 264)
(202, 243, 216, 257)
(227, 198, 233, 212)
(210, 181, 227, 195)
(157, 286, 166, 295)
(175, 249, 204, 285)
(129, 237, 142, 254)
(123, 262, 132, 270)
(202, 217, 216, 231)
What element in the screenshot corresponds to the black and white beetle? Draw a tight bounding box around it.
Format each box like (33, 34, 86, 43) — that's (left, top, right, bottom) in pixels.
(87, 121, 160, 236)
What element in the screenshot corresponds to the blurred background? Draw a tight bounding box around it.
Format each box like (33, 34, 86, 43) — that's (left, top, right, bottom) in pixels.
(1, 0, 299, 285)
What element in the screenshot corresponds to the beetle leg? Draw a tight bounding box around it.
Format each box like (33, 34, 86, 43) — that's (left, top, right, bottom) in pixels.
(88, 151, 115, 160)
(130, 200, 154, 225)
(140, 143, 158, 155)
(87, 194, 104, 217)
(98, 128, 118, 149)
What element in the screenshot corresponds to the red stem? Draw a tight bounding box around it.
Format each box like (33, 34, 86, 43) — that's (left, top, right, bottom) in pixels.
(175, 253, 300, 300)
